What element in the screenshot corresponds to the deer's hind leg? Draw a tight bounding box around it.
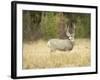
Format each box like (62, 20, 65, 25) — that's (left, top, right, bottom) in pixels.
(49, 48, 56, 52)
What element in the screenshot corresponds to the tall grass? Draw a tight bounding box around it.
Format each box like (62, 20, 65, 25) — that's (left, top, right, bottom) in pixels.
(22, 39, 90, 69)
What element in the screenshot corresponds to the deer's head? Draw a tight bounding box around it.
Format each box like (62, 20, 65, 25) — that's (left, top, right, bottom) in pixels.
(66, 23, 75, 42)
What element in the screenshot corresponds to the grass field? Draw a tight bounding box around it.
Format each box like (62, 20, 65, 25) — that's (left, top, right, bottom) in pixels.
(22, 39, 91, 69)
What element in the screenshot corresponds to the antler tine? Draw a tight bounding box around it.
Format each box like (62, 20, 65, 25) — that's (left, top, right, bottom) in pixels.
(66, 25, 71, 37)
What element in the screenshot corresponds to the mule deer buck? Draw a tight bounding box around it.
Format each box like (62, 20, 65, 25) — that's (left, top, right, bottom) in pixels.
(47, 23, 75, 52)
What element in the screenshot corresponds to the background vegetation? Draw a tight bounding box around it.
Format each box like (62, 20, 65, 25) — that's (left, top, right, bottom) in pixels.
(23, 10, 90, 42)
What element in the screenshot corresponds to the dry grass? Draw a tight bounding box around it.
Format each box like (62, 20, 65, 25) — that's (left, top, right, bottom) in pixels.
(22, 39, 91, 69)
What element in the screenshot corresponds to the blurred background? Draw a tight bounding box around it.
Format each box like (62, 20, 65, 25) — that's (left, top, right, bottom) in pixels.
(23, 10, 90, 42)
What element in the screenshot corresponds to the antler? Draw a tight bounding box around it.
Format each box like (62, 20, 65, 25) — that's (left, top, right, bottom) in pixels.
(66, 25, 71, 37)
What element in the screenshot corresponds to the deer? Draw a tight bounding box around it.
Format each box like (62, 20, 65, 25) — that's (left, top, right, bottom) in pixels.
(47, 23, 75, 52)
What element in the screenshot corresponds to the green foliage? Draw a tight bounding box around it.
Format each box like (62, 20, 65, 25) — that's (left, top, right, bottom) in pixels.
(75, 14, 90, 38)
(40, 12, 60, 40)
(23, 10, 90, 42)
(23, 11, 42, 41)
